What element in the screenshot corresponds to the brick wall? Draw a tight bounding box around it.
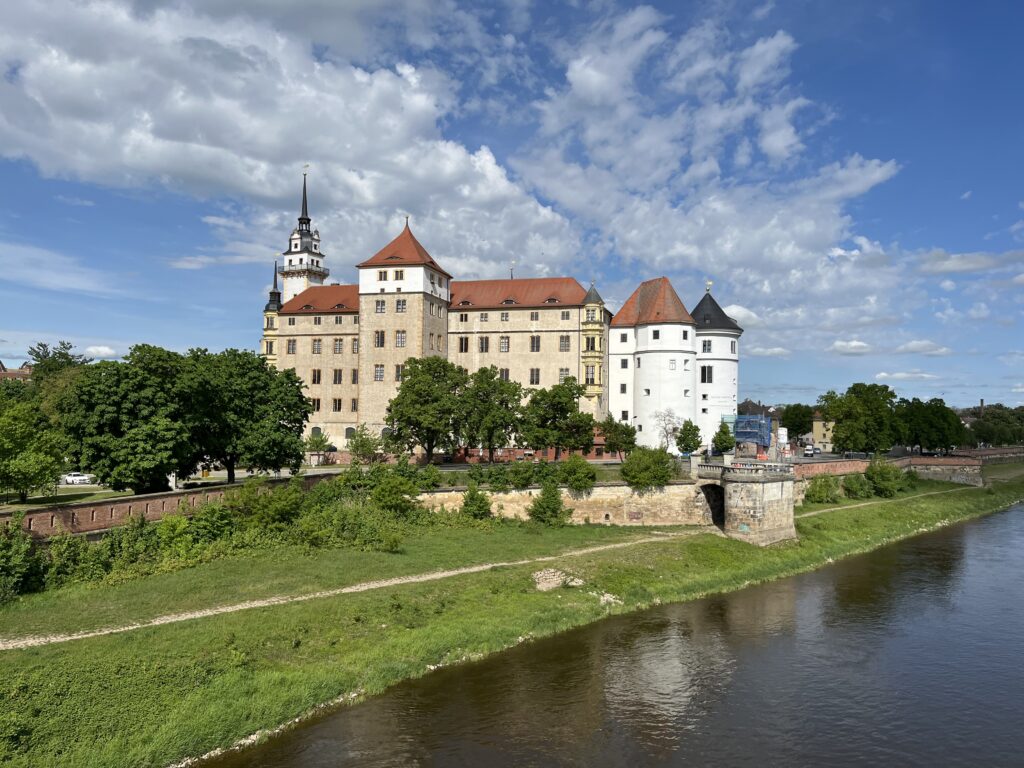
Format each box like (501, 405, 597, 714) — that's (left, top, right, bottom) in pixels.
(793, 460, 870, 479)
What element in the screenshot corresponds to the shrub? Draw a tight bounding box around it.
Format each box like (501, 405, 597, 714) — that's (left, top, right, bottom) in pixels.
(392, 456, 419, 483)
(417, 464, 443, 491)
(508, 461, 534, 490)
(156, 515, 196, 561)
(486, 464, 510, 492)
(804, 474, 841, 504)
(559, 455, 596, 497)
(224, 477, 304, 530)
(865, 459, 904, 498)
(0, 513, 43, 602)
(370, 473, 421, 519)
(528, 479, 571, 526)
(460, 481, 492, 520)
(901, 469, 919, 491)
(533, 460, 558, 484)
(467, 464, 486, 484)
(842, 473, 874, 499)
(620, 447, 674, 495)
(188, 501, 236, 544)
(294, 500, 402, 552)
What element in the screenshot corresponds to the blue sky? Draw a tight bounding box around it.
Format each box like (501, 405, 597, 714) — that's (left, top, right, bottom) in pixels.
(1, 0, 1022, 407)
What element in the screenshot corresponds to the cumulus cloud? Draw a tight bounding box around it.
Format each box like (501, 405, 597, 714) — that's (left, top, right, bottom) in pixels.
(940, 279, 956, 291)
(85, 345, 117, 358)
(894, 340, 952, 356)
(746, 346, 790, 357)
(723, 304, 760, 327)
(875, 371, 940, 381)
(829, 339, 872, 355)
(967, 302, 990, 320)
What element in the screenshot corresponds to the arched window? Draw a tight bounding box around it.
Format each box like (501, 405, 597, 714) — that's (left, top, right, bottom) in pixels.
(311, 426, 322, 437)
(344, 427, 355, 439)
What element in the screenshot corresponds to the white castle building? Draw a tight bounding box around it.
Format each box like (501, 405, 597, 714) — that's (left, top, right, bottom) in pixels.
(262, 178, 742, 452)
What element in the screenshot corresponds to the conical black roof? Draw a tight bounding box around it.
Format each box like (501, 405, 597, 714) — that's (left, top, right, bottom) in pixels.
(583, 282, 603, 304)
(691, 291, 742, 333)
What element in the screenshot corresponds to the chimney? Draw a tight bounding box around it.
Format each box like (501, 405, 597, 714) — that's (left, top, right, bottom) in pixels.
(980, 398, 985, 418)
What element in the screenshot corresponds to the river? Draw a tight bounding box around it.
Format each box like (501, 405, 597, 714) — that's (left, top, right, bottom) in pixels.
(211, 505, 1024, 767)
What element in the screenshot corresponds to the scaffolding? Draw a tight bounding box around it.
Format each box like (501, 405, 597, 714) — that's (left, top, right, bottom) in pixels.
(733, 415, 772, 449)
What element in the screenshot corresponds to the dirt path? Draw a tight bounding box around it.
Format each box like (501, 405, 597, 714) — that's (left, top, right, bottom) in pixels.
(0, 531, 697, 653)
(794, 486, 974, 519)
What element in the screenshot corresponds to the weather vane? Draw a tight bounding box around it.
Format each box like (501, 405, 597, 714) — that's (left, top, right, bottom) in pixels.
(705, 279, 713, 293)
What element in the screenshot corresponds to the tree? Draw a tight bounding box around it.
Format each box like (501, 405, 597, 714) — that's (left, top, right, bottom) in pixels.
(712, 423, 736, 454)
(347, 424, 383, 464)
(780, 403, 814, 437)
(304, 431, 333, 465)
(27, 340, 92, 389)
(461, 366, 523, 462)
(652, 408, 681, 450)
(674, 420, 702, 455)
(520, 377, 596, 459)
(460, 481, 492, 519)
(895, 397, 965, 451)
(558, 454, 597, 496)
(818, 383, 899, 453)
(386, 357, 469, 462)
(528, 479, 571, 526)
(620, 447, 674, 495)
(599, 415, 637, 460)
(0, 401, 64, 501)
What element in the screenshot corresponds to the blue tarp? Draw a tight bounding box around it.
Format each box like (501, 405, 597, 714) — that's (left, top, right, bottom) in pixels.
(733, 415, 772, 448)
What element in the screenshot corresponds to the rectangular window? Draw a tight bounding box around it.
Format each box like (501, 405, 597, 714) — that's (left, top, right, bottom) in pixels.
(644, 388, 650, 396)
(499, 335, 510, 353)
(530, 335, 541, 352)
(311, 369, 322, 384)
(265, 317, 275, 329)
(619, 383, 627, 394)
(561, 310, 570, 320)
(351, 369, 358, 384)
(395, 364, 405, 382)
(702, 393, 708, 400)
(731, 340, 737, 354)
(374, 330, 385, 348)
(333, 338, 343, 354)
(312, 339, 322, 355)
(586, 308, 596, 321)
(585, 365, 595, 385)
(314, 316, 322, 326)
(558, 367, 569, 383)
(437, 336, 444, 352)
(286, 339, 296, 354)
(265, 341, 274, 355)
(619, 333, 627, 342)
(288, 317, 296, 326)
(499, 368, 510, 381)
(335, 315, 343, 324)
(621, 410, 629, 422)
(458, 336, 469, 353)
(429, 333, 434, 350)
(585, 336, 596, 351)
(352, 338, 359, 354)
(529, 368, 540, 385)
(374, 364, 384, 382)
(480, 312, 488, 322)
(620, 358, 628, 369)
(530, 311, 539, 321)
(669, 359, 676, 370)
(682, 329, 688, 341)
(375, 299, 386, 314)
(479, 336, 490, 353)
(311, 398, 321, 412)
(636, 357, 641, 368)
(394, 269, 404, 280)
(560, 335, 570, 352)
(459, 312, 468, 322)
(332, 398, 343, 413)
(500, 311, 509, 322)
(701, 365, 713, 384)
(702, 408, 709, 414)
(378, 270, 387, 281)
(353, 315, 359, 324)
(351, 398, 358, 412)
(702, 340, 712, 353)
(333, 369, 343, 385)
(396, 330, 406, 348)
(652, 329, 659, 340)
(396, 299, 407, 313)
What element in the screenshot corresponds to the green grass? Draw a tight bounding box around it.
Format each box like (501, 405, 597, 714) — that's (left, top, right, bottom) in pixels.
(0, 487, 132, 512)
(2, 479, 1023, 767)
(793, 478, 958, 515)
(982, 460, 1024, 482)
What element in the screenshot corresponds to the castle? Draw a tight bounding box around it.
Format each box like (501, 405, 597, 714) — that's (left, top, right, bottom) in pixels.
(260, 178, 741, 451)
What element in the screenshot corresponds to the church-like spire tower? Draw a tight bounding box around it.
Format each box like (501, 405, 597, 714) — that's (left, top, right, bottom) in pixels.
(265, 260, 282, 311)
(298, 173, 311, 232)
(279, 172, 329, 302)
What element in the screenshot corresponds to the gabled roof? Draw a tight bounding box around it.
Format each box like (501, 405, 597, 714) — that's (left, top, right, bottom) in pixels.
(610, 277, 694, 327)
(449, 277, 587, 309)
(691, 291, 742, 333)
(357, 222, 452, 278)
(281, 284, 360, 314)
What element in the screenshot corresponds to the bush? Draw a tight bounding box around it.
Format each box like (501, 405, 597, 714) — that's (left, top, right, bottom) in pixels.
(804, 474, 841, 504)
(0, 513, 42, 602)
(865, 459, 904, 498)
(620, 447, 674, 494)
(528, 479, 571, 526)
(224, 477, 304, 530)
(467, 464, 486, 484)
(559, 455, 596, 497)
(294, 500, 402, 552)
(486, 464, 510, 492)
(533, 460, 558, 484)
(508, 461, 534, 490)
(460, 481, 492, 520)
(842, 473, 874, 499)
(417, 464, 443, 491)
(370, 473, 421, 519)
(901, 469, 919, 491)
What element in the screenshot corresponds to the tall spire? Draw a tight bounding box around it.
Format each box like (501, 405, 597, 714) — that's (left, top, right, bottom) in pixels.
(266, 260, 282, 312)
(272, 260, 279, 291)
(298, 172, 310, 232)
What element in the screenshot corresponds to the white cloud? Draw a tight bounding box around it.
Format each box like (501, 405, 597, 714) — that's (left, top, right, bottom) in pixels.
(917, 249, 999, 274)
(85, 345, 117, 358)
(939, 279, 956, 291)
(967, 302, 990, 320)
(1013, 274, 1024, 285)
(723, 304, 760, 327)
(875, 371, 940, 381)
(829, 339, 872, 355)
(894, 340, 952, 356)
(960, 190, 972, 200)
(735, 30, 797, 94)
(0, 241, 116, 295)
(746, 346, 790, 357)
(1012, 384, 1024, 394)
(54, 195, 95, 207)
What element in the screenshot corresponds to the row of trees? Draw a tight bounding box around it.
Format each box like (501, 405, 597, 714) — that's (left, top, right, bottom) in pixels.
(958, 403, 1024, 446)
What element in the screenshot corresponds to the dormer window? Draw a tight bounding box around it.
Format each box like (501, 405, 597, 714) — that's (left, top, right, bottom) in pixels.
(292, 243, 299, 251)
(502, 298, 517, 305)
(459, 300, 472, 306)
(544, 297, 559, 304)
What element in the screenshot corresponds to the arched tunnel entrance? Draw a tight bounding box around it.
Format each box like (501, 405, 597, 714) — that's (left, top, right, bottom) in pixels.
(701, 483, 725, 529)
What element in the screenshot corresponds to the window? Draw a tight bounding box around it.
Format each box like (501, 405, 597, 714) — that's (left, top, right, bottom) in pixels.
(378, 270, 387, 281)
(702, 339, 712, 353)
(620, 359, 628, 369)
(637, 424, 642, 432)
(332, 398, 343, 412)
(636, 357, 641, 368)
(530, 311, 539, 321)
(530, 335, 541, 352)
(394, 269, 404, 280)
(586, 308, 596, 321)
(286, 339, 296, 354)
(396, 330, 406, 348)
(499, 368, 510, 381)
(479, 336, 489, 353)
(620, 333, 627, 342)
(352, 338, 359, 353)
(561, 310, 570, 320)
(429, 333, 434, 350)
(335, 315, 343, 324)
(351, 369, 358, 384)
(702, 408, 709, 414)
(644, 388, 650, 396)
(312, 339, 322, 355)
(669, 359, 676, 370)
(333, 369, 343, 385)
(458, 336, 469, 353)
(288, 317, 296, 326)
(265, 341, 274, 355)
(621, 410, 629, 422)
(619, 383, 627, 394)
(311, 369, 322, 384)
(701, 365, 713, 384)
(311, 398, 321, 412)
(702, 393, 708, 400)
(374, 364, 384, 382)
(652, 330, 659, 340)
(500, 312, 510, 321)
(353, 316, 359, 324)
(480, 312, 489, 322)
(585, 337, 596, 351)
(529, 368, 540, 385)
(684, 389, 690, 397)
(374, 330, 385, 348)
(265, 317, 275, 329)
(459, 313, 469, 322)
(560, 335, 570, 352)
(333, 338, 343, 354)
(682, 329, 689, 341)
(396, 299, 407, 313)
(585, 365, 595, 385)
(731, 340, 737, 354)
(395, 364, 405, 381)
(314, 316, 322, 326)
(499, 335, 510, 353)
(558, 367, 569, 383)
(351, 398, 358, 412)
(375, 299, 386, 314)
(437, 337, 444, 352)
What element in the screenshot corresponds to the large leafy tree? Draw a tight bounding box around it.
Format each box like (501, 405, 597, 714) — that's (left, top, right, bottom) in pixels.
(27, 340, 92, 389)
(818, 383, 899, 453)
(520, 377, 596, 459)
(599, 415, 637, 460)
(461, 366, 523, 462)
(895, 397, 965, 451)
(675, 420, 702, 455)
(0, 400, 65, 501)
(386, 357, 469, 462)
(780, 403, 814, 437)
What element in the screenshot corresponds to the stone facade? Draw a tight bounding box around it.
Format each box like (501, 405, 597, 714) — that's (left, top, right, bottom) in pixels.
(722, 474, 797, 546)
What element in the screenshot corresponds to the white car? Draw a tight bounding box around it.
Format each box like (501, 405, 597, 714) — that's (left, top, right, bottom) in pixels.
(62, 472, 92, 485)
(803, 445, 815, 458)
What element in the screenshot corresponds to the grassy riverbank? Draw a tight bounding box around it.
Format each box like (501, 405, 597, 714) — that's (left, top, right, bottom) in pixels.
(2, 479, 1023, 767)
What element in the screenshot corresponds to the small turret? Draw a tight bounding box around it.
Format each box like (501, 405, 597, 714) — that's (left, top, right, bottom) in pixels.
(265, 261, 282, 312)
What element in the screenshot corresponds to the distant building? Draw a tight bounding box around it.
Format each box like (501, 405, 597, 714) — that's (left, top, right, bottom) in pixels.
(812, 412, 835, 452)
(0, 361, 32, 382)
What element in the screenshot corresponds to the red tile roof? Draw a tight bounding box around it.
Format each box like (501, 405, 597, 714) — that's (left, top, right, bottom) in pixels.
(449, 277, 587, 309)
(0, 361, 32, 381)
(356, 223, 452, 278)
(281, 284, 360, 314)
(611, 277, 694, 327)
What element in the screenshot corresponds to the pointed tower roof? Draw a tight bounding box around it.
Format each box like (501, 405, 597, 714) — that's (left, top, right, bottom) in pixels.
(265, 261, 282, 312)
(611, 277, 694, 327)
(357, 221, 452, 278)
(691, 289, 742, 333)
(583, 282, 604, 305)
(298, 173, 310, 228)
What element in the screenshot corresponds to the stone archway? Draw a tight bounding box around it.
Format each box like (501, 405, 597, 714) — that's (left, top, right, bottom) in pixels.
(701, 483, 725, 529)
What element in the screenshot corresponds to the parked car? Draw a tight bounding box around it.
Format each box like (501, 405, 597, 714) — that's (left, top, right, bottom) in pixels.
(813, 447, 822, 455)
(62, 472, 92, 485)
(803, 445, 815, 458)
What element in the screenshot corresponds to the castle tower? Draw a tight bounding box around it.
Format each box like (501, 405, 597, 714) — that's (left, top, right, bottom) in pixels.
(261, 261, 282, 365)
(279, 174, 329, 302)
(580, 282, 609, 419)
(355, 221, 451, 435)
(692, 284, 742, 447)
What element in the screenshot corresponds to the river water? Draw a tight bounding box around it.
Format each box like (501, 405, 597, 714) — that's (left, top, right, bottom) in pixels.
(213, 506, 1024, 767)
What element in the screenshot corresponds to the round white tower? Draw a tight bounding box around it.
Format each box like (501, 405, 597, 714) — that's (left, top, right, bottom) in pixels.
(692, 284, 742, 448)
